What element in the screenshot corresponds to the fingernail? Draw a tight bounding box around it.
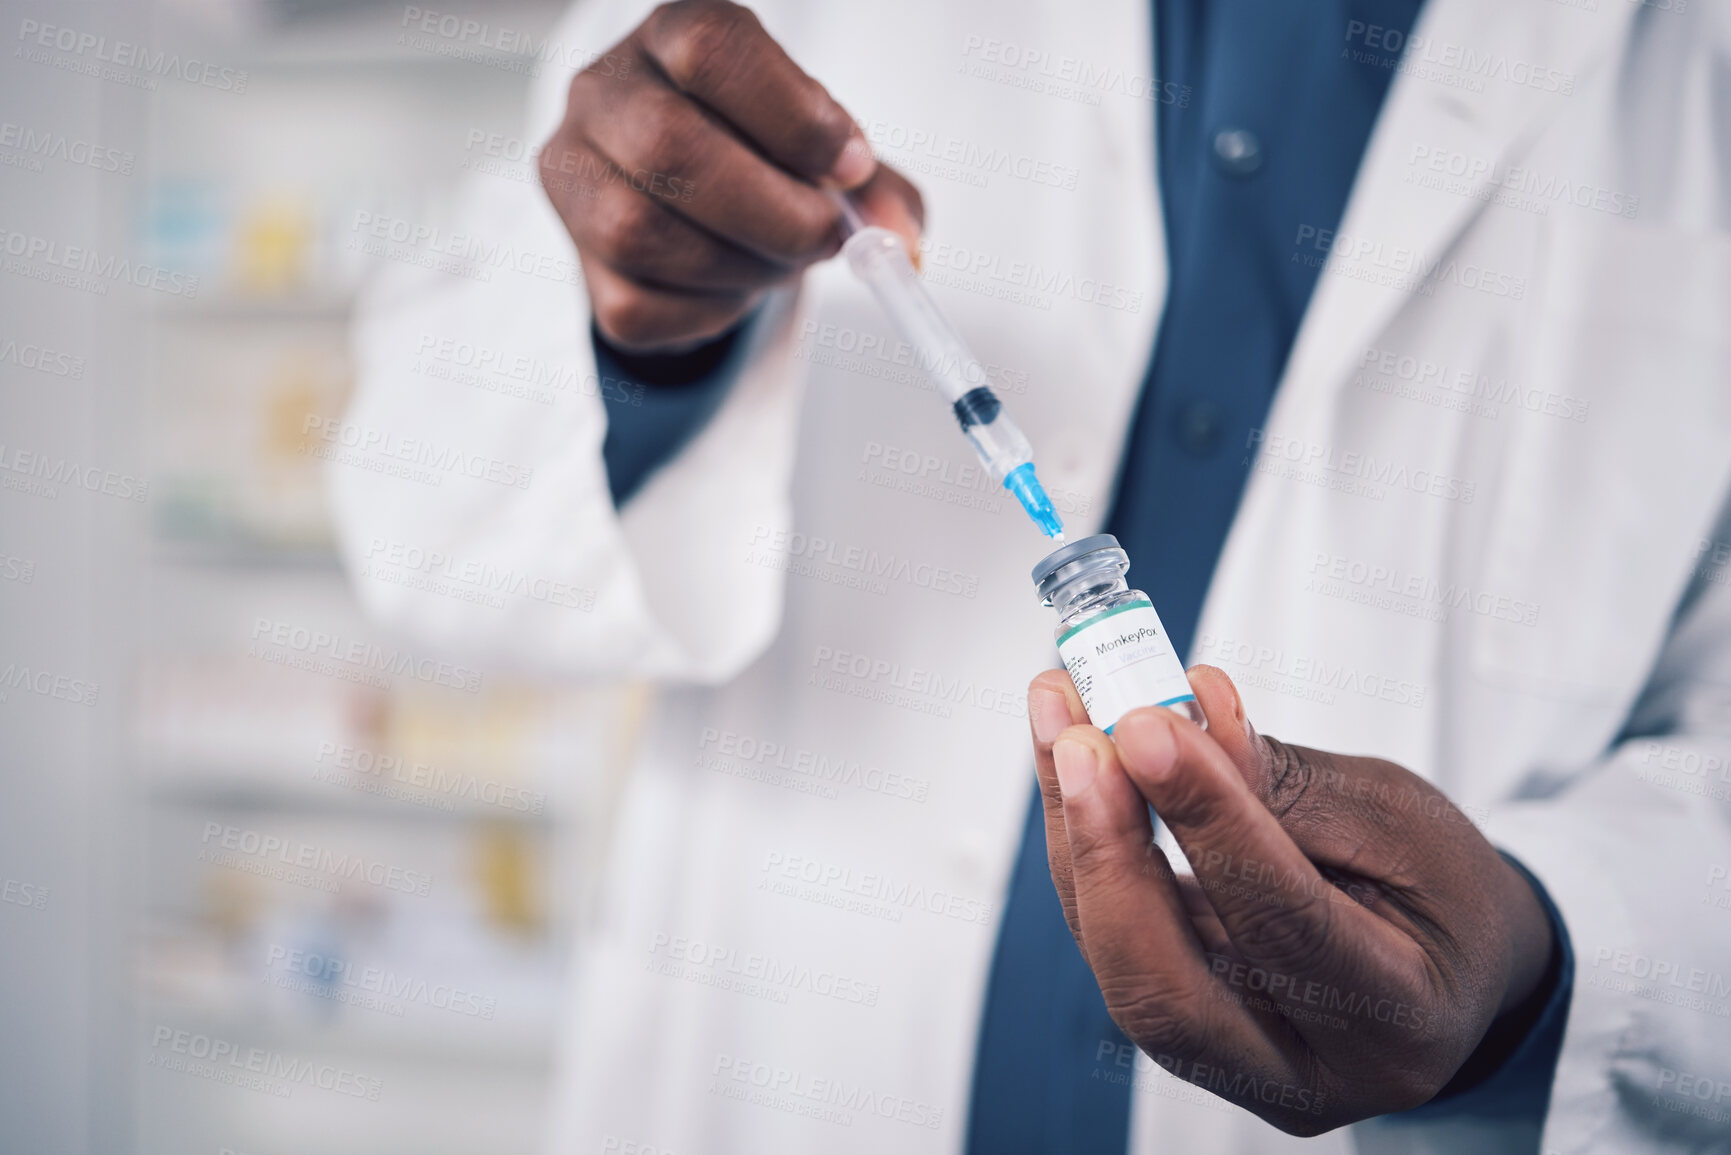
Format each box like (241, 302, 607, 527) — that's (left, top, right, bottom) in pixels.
(1116, 711, 1178, 783)
(1053, 739, 1097, 796)
(1228, 679, 1251, 738)
(1220, 678, 1255, 741)
(1029, 688, 1069, 746)
(828, 129, 875, 188)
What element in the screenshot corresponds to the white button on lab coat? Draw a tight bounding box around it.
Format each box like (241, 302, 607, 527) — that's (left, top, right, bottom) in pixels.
(333, 1, 1731, 1151)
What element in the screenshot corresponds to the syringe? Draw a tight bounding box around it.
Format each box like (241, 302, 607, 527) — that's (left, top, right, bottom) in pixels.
(832, 196, 1065, 541)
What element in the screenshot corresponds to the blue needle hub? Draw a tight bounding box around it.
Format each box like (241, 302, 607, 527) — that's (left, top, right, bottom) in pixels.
(1003, 462, 1065, 539)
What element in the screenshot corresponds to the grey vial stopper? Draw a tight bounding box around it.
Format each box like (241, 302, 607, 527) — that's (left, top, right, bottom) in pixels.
(1031, 533, 1122, 602)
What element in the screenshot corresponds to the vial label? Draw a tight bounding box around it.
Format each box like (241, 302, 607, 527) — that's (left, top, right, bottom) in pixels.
(1057, 597, 1195, 733)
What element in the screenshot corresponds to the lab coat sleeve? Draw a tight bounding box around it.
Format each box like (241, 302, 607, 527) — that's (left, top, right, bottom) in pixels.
(1483, 535, 1731, 1150)
(328, 0, 809, 682)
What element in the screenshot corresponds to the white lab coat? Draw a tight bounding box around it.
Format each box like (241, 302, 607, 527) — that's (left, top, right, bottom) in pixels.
(333, 0, 1731, 1152)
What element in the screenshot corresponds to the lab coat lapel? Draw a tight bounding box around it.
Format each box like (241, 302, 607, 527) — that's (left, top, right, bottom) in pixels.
(1278, 0, 1637, 414)
(1190, 0, 1642, 771)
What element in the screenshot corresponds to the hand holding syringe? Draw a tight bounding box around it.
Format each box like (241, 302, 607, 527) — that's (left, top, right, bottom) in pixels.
(832, 195, 1066, 542)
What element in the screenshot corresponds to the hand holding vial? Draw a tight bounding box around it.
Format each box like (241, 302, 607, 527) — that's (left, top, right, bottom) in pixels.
(1024, 664, 1557, 1132)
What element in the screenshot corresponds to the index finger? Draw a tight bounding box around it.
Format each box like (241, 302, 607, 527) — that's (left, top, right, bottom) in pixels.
(641, 0, 875, 188)
(1029, 669, 1091, 953)
(1050, 722, 1292, 1083)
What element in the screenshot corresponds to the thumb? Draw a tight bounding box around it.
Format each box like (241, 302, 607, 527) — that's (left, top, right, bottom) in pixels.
(1048, 724, 1218, 1020)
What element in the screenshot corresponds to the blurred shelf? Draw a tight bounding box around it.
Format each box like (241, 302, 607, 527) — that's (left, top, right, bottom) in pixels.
(146, 775, 559, 826)
(157, 3, 569, 72)
(139, 910, 565, 1067)
(153, 536, 345, 572)
(121, 13, 579, 1152)
(147, 288, 356, 321)
(138, 992, 558, 1067)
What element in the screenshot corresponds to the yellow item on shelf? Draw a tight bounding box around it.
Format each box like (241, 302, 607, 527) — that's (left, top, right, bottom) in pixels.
(475, 822, 540, 937)
(234, 199, 310, 295)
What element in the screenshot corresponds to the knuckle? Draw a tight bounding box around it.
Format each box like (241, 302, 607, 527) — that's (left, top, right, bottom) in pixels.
(637, 99, 707, 182)
(585, 189, 638, 256)
(1259, 735, 1315, 818)
(1061, 810, 1142, 880)
(1231, 893, 1334, 972)
(563, 66, 617, 125)
(655, 0, 755, 90)
(603, 197, 676, 272)
(1030, 667, 1075, 700)
(1038, 785, 1068, 831)
(537, 138, 582, 186)
(783, 209, 842, 261)
(1064, 825, 1116, 876)
(1164, 765, 1233, 832)
(592, 290, 667, 350)
(794, 97, 856, 171)
(1104, 983, 1206, 1060)
(562, 67, 591, 109)
(750, 202, 839, 264)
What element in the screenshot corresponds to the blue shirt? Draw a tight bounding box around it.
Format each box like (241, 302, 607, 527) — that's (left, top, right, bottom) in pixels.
(968, 1, 1431, 1149)
(594, 2, 1573, 1149)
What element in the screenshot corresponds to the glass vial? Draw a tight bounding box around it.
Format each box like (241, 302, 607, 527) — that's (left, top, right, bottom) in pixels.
(1031, 534, 1203, 733)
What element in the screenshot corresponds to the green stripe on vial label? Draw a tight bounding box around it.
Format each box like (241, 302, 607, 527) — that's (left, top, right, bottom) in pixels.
(1055, 595, 1151, 648)
(1057, 601, 1193, 733)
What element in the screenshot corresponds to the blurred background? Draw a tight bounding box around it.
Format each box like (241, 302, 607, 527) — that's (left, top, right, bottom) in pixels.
(0, 1, 642, 1152)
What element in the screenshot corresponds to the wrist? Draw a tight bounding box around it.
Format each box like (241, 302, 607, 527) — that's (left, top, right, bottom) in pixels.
(592, 319, 748, 388)
(1422, 852, 1568, 1106)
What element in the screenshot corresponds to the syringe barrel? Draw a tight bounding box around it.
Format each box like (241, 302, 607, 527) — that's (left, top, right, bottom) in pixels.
(837, 219, 1067, 540)
(953, 386, 1034, 482)
(960, 396, 1062, 537)
(842, 227, 988, 404)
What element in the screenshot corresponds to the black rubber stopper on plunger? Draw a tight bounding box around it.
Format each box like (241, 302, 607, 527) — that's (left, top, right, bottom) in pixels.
(952, 386, 1002, 429)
